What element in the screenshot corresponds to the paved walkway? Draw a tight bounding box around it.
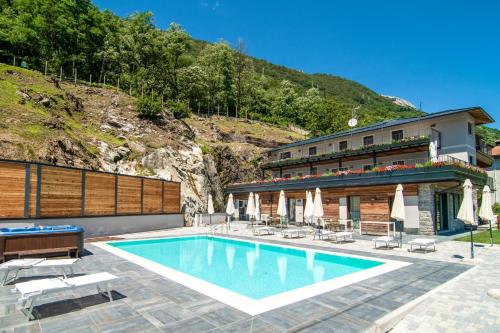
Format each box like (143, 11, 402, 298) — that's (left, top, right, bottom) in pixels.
(1, 225, 498, 332)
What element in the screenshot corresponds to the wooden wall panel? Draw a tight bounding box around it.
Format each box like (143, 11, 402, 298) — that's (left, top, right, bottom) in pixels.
(164, 182, 180, 213)
(117, 176, 142, 214)
(29, 166, 38, 217)
(40, 166, 82, 217)
(232, 184, 418, 221)
(0, 162, 26, 218)
(143, 179, 163, 214)
(84, 173, 115, 216)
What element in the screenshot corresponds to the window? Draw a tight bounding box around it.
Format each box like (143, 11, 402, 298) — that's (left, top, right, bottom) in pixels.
(363, 164, 373, 171)
(330, 168, 339, 173)
(469, 156, 474, 165)
(280, 152, 291, 159)
(468, 122, 473, 135)
(339, 167, 348, 171)
(282, 174, 291, 179)
(310, 167, 318, 175)
(363, 136, 374, 146)
(297, 172, 303, 177)
(339, 141, 348, 151)
(392, 130, 404, 142)
(392, 160, 405, 166)
(309, 146, 317, 156)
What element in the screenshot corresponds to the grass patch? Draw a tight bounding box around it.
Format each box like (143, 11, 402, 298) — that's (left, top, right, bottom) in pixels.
(454, 229, 500, 244)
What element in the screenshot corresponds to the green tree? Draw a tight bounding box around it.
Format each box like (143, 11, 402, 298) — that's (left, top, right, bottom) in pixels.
(198, 41, 235, 114)
(136, 96, 162, 119)
(270, 80, 299, 124)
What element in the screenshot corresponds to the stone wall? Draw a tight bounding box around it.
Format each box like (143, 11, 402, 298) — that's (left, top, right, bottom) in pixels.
(418, 184, 435, 235)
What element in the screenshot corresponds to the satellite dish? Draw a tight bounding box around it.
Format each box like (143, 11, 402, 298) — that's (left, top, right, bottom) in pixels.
(348, 118, 358, 127)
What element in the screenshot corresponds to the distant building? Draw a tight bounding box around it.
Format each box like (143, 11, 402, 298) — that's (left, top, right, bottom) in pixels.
(226, 107, 494, 235)
(487, 141, 500, 203)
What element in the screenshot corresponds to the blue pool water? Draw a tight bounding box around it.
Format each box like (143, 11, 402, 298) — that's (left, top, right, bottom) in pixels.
(109, 236, 383, 299)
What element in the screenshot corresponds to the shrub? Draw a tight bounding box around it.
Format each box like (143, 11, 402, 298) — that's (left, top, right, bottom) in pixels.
(166, 100, 190, 119)
(136, 96, 162, 119)
(493, 202, 500, 215)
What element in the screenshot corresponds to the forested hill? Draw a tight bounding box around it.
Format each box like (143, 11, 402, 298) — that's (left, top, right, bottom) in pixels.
(0, 0, 498, 142)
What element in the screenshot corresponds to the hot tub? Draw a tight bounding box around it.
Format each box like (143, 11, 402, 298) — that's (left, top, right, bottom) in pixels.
(0, 225, 84, 262)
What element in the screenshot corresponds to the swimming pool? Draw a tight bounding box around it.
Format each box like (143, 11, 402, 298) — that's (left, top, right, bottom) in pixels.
(98, 235, 409, 314)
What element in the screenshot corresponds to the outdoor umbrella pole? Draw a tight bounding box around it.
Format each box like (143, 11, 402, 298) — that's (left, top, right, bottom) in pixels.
(399, 221, 403, 248)
(490, 220, 493, 247)
(470, 227, 474, 259)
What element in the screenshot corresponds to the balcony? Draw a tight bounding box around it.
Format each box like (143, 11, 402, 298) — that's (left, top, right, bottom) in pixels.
(263, 135, 431, 170)
(227, 158, 489, 194)
(475, 135, 493, 167)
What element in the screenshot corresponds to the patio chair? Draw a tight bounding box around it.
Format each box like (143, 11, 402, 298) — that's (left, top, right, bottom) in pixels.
(408, 238, 436, 253)
(15, 272, 119, 320)
(1, 258, 79, 286)
(373, 236, 399, 249)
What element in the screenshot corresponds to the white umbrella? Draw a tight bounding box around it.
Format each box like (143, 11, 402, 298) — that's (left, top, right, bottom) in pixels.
(225, 193, 235, 231)
(246, 192, 256, 226)
(429, 141, 438, 163)
(390, 184, 405, 247)
(479, 185, 495, 246)
(304, 191, 314, 225)
(254, 194, 261, 222)
(207, 194, 214, 225)
(207, 240, 214, 266)
(313, 188, 324, 231)
(457, 179, 476, 258)
(277, 190, 287, 227)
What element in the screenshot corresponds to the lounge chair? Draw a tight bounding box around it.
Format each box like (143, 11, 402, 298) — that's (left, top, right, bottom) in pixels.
(253, 226, 275, 236)
(373, 236, 399, 249)
(313, 229, 335, 240)
(282, 228, 307, 238)
(15, 272, 119, 320)
(323, 231, 354, 243)
(1, 258, 79, 286)
(408, 238, 436, 253)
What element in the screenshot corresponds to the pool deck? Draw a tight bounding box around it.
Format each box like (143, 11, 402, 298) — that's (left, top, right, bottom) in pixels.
(0, 225, 499, 333)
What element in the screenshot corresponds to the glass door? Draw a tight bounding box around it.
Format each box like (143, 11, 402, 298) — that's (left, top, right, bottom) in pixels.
(348, 196, 360, 228)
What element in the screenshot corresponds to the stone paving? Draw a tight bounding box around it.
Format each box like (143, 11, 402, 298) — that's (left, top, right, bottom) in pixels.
(0, 225, 497, 333)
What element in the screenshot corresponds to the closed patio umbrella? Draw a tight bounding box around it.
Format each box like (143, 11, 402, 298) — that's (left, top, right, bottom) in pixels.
(457, 179, 476, 258)
(207, 194, 214, 226)
(429, 141, 438, 163)
(304, 191, 314, 226)
(479, 185, 495, 247)
(246, 192, 256, 227)
(313, 188, 324, 236)
(390, 184, 405, 247)
(277, 190, 287, 228)
(254, 194, 261, 222)
(225, 193, 235, 231)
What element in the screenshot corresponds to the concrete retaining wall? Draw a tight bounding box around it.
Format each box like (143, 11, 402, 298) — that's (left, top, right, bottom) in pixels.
(0, 214, 184, 238)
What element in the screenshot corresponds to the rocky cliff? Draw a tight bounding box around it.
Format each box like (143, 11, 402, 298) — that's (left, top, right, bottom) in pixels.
(0, 64, 304, 223)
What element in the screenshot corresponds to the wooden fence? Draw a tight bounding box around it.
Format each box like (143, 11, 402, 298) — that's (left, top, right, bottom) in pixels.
(0, 160, 181, 219)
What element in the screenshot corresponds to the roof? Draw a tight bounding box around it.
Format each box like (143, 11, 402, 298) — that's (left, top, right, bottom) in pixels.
(491, 146, 500, 157)
(268, 107, 493, 153)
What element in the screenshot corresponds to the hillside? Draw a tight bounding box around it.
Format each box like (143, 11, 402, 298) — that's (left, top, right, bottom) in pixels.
(0, 64, 304, 222)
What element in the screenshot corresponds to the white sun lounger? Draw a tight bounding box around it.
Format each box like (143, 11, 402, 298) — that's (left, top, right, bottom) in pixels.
(408, 238, 436, 253)
(373, 236, 399, 249)
(323, 231, 354, 243)
(15, 272, 118, 320)
(253, 226, 275, 236)
(1, 258, 79, 286)
(282, 228, 307, 238)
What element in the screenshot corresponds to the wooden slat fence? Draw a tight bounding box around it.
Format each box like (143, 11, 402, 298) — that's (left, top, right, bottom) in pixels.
(0, 160, 181, 219)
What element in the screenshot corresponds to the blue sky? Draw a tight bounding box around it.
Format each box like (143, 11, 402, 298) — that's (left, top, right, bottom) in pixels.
(94, 0, 500, 129)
